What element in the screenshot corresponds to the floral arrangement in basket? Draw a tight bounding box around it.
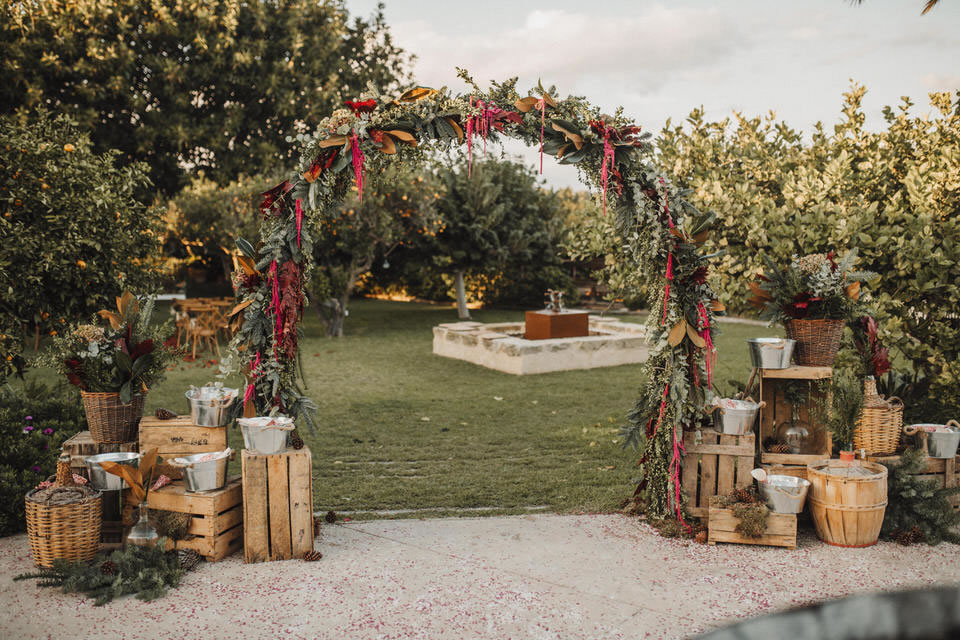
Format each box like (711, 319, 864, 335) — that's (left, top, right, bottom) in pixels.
(851, 315, 891, 379)
(749, 250, 874, 323)
(41, 292, 178, 403)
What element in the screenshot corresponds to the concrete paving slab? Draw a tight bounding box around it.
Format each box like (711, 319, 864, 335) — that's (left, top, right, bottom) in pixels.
(1, 514, 958, 640)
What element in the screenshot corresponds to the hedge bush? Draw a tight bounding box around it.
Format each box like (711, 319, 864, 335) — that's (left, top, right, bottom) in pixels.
(0, 382, 86, 537)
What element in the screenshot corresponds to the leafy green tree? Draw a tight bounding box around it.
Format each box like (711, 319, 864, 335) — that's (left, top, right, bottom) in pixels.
(0, 111, 162, 371)
(0, 0, 411, 194)
(657, 85, 960, 419)
(310, 162, 440, 336)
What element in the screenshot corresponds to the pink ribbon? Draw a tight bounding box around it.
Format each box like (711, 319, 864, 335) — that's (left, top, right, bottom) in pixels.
(295, 198, 303, 248)
(244, 351, 261, 410)
(600, 132, 614, 216)
(697, 301, 715, 389)
(350, 129, 365, 202)
(269, 261, 281, 358)
(661, 253, 673, 325)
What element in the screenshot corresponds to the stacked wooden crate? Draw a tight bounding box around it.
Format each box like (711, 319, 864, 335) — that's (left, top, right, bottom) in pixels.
(139, 415, 228, 479)
(147, 476, 244, 562)
(241, 447, 314, 563)
(62, 430, 138, 480)
(681, 429, 754, 519)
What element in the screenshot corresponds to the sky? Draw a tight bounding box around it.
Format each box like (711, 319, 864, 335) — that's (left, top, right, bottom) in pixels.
(347, 0, 960, 188)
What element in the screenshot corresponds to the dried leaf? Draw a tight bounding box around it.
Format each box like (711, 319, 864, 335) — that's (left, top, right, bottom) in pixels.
(230, 299, 254, 317)
(317, 136, 347, 149)
(542, 93, 557, 108)
(99, 461, 144, 502)
(385, 130, 417, 145)
(377, 134, 397, 155)
(395, 87, 438, 103)
(845, 281, 861, 300)
(748, 282, 772, 300)
(514, 97, 539, 113)
(140, 448, 158, 490)
(551, 122, 583, 149)
(686, 324, 707, 348)
(445, 118, 464, 142)
(692, 230, 709, 244)
(557, 143, 572, 159)
(97, 310, 123, 330)
(710, 299, 726, 313)
(668, 319, 687, 347)
(117, 291, 138, 316)
(237, 255, 256, 276)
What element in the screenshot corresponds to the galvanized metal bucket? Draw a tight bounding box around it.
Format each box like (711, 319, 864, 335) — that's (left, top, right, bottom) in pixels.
(238, 416, 295, 454)
(172, 450, 232, 492)
(185, 385, 238, 427)
(758, 474, 811, 514)
(906, 421, 960, 459)
(84, 452, 141, 490)
(747, 338, 796, 369)
(712, 398, 765, 435)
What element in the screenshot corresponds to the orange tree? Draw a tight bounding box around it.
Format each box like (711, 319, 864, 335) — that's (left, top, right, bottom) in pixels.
(229, 73, 723, 522)
(0, 112, 162, 381)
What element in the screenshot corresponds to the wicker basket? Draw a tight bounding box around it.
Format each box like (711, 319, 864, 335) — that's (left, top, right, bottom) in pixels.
(81, 391, 145, 443)
(854, 384, 904, 456)
(25, 455, 102, 568)
(784, 318, 845, 367)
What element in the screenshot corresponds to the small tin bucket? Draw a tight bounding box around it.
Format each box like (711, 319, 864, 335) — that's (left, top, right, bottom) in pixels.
(172, 451, 233, 493)
(758, 474, 811, 514)
(185, 385, 238, 427)
(85, 452, 141, 490)
(906, 421, 960, 459)
(711, 398, 765, 435)
(747, 338, 795, 369)
(238, 416, 295, 454)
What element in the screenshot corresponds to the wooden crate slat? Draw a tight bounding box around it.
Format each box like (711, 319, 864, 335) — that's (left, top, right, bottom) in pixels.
(267, 454, 293, 560)
(187, 504, 242, 537)
(147, 476, 241, 516)
(736, 453, 753, 488)
(761, 366, 832, 380)
(716, 435, 737, 496)
(242, 447, 313, 563)
(707, 507, 797, 549)
(242, 453, 269, 564)
(698, 431, 719, 512)
(63, 431, 138, 475)
(288, 450, 314, 557)
(139, 414, 228, 457)
(683, 429, 756, 519)
(146, 476, 243, 562)
(759, 370, 832, 466)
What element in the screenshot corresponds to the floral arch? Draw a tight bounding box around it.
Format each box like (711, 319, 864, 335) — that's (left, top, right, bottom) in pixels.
(231, 70, 721, 523)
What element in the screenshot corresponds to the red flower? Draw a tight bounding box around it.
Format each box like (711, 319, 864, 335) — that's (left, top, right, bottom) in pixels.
(129, 339, 155, 361)
(259, 180, 294, 218)
(784, 291, 822, 319)
(344, 99, 376, 115)
(690, 267, 708, 285)
(826, 250, 838, 272)
(64, 358, 86, 389)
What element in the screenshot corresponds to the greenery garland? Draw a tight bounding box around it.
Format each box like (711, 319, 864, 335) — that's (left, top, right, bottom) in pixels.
(230, 70, 722, 521)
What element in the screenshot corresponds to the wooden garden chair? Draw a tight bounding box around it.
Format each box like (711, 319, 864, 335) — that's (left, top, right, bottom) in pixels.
(186, 304, 222, 358)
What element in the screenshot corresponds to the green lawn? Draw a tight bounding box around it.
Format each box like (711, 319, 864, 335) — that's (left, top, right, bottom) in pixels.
(26, 299, 776, 519)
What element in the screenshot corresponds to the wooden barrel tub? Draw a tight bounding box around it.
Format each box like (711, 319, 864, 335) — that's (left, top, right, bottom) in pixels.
(806, 459, 887, 547)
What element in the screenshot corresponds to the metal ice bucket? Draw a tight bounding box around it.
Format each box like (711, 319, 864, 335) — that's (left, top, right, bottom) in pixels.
(713, 398, 765, 435)
(758, 474, 811, 514)
(185, 385, 238, 427)
(907, 421, 960, 459)
(173, 452, 231, 493)
(238, 416, 295, 454)
(747, 338, 795, 369)
(85, 452, 141, 490)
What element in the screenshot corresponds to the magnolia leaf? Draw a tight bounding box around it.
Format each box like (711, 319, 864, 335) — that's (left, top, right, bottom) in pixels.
(140, 448, 158, 490)
(557, 143, 572, 159)
(551, 122, 583, 149)
(236, 237, 256, 259)
(670, 227, 687, 241)
(686, 324, 707, 348)
(748, 282, 772, 300)
(692, 230, 710, 244)
(117, 291, 138, 317)
(119, 380, 132, 404)
(668, 319, 687, 347)
(237, 255, 256, 276)
(230, 299, 254, 317)
(378, 134, 397, 155)
(385, 130, 417, 145)
(99, 460, 144, 502)
(542, 92, 557, 108)
(115, 350, 132, 373)
(514, 97, 539, 113)
(131, 352, 153, 377)
(97, 310, 123, 330)
(445, 118, 464, 142)
(710, 299, 726, 313)
(845, 281, 861, 300)
(395, 87, 437, 103)
(317, 135, 347, 149)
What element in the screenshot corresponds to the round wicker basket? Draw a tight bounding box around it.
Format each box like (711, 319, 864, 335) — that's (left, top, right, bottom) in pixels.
(784, 318, 845, 367)
(25, 455, 102, 568)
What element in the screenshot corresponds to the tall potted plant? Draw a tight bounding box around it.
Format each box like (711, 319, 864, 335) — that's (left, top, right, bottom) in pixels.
(42, 292, 178, 443)
(817, 368, 865, 461)
(749, 250, 873, 366)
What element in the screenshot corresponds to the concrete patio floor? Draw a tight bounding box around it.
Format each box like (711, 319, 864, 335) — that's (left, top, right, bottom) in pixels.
(2, 514, 958, 639)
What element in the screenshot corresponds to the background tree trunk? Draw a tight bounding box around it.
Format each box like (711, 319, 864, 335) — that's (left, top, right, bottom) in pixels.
(454, 270, 470, 320)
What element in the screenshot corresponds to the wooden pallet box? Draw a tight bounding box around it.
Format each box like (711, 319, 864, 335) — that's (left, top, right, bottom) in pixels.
(707, 507, 798, 549)
(241, 447, 314, 563)
(146, 475, 243, 562)
(682, 429, 755, 519)
(868, 454, 960, 511)
(759, 366, 833, 466)
(62, 431, 138, 479)
(139, 415, 228, 476)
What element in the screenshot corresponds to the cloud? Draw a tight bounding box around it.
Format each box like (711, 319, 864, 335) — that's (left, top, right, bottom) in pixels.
(392, 5, 753, 96)
(920, 73, 960, 91)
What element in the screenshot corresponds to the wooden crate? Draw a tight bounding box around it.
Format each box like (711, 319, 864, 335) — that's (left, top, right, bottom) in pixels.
(100, 520, 128, 552)
(139, 415, 228, 471)
(868, 454, 960, 511)
(682, 429, 755, 518)
(146, 475, 243, 562)
(62, 431, 138, 479)
(759, 366, 833, 466)
(241, 447, 314, 563)
(708, 507, 798, 549)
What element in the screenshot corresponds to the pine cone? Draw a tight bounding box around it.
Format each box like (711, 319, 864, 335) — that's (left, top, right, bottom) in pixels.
(290, 431, 304, 450)
(731, 487, 756, 504)
(178, 549, 203, 571)
(302, 549, 323, 562)
(155, 408, 178, 420)
(100, 560, 117, 575)
(313, 515, 322, 538)
(324, 510, 337, 524)
(892, 526, 925, 546)
(694, 530, 708, 544)
(768, 443, 792, 454)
